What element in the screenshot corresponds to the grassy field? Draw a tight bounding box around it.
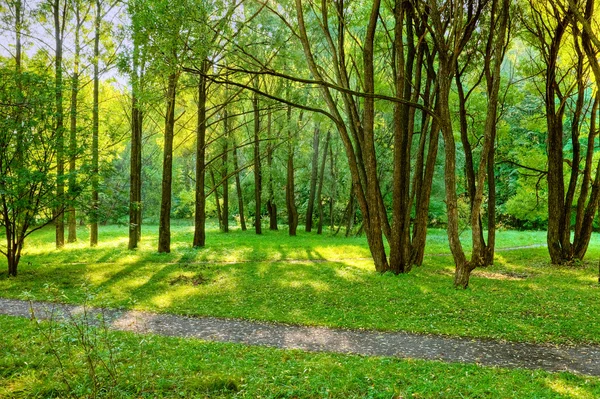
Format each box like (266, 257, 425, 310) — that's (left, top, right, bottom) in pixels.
(1, 223, 599, 397)
(2, 315, 600, 398)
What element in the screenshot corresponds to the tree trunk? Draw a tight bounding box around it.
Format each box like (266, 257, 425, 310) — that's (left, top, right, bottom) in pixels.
(329, 145, 336, 232)
(471, 0, 509, 268)
(221, 109, 229, 232)
(253, 92, 262, 234)
(316, 131, 330, 234)
(129, 95, 143, 249)
(286, 105, 298, 235)
(90, 0, 101, 247)
(158, 72, 179, 253)
(68, 7, 82, 244)
(544, 12, 571, 264)
(53, 0, 65, 249)
(306, 125, 320, 232)
(210, 169, 223, 229)
(439, 60, 469, 288)
(232, 141, 246, 231)
(346, 187, 356, 237)
(193, 69, 208, 247)
(266, 110, 278, 230)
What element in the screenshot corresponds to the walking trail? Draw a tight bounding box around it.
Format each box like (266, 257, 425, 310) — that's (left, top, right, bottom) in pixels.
(1, 298, 599, 377)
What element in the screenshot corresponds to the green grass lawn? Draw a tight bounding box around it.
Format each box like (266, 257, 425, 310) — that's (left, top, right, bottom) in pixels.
(0, 223, 598, 345)
(2, 315, 599, 398)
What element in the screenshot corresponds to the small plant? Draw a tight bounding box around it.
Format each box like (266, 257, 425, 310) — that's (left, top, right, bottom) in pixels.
(27, 285, 148, 398)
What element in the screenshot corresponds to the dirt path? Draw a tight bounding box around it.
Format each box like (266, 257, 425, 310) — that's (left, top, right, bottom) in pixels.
(1, 297, 598, 377)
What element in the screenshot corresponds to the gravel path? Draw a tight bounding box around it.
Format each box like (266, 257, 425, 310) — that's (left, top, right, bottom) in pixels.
(1, 298, 599, 376)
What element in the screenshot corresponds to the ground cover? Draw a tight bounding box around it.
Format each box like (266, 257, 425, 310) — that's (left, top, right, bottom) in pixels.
(0, 223, 598, 345)
(1, 315, 599, 398)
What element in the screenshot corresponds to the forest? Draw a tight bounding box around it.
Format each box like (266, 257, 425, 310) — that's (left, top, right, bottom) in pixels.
(0, 0, 600, 288)
(2, 0, 599, 287)
(1, 0, 600, 397)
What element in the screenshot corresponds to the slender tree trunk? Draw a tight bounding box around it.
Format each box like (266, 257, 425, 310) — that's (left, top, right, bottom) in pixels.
(210, 169, 222, 229)
(546, 16, 570, 264)
(128, 28, 143, 250)
(158, 72, 179, 253)
(232, 141, 246, 231)
(129, 97, 143, 249)
(68, 7, 82, 244)
(346, 186, 356, 237)
(471, 0, 508, 268)
(221, 112, 229, 233)
(438, 60, 469, 288)
(286, 105, 298, 235)
(253, 92, 262, 234)
(53, 0, 65, 249)
(306, 125, 320, 232)
(193, 69, 207, 247)
(316, 131, 330, 234)
(329, 145, 336, 232)
(266, 110, 277, 230)
(90, 0, 101, 247)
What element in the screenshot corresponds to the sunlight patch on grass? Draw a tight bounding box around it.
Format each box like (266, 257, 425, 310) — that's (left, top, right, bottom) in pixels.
(546, 379, 596, 399)
(283, 280, 331, 292)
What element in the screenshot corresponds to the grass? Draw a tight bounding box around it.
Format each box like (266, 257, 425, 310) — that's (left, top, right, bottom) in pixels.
(2, 315, 600, 398)
(0, 222, 599, 345)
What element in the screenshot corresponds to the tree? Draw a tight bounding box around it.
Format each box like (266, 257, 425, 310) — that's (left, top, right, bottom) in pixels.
(47, 0, 68, 249)
(90, 0, 101, 246)
(252, 90, 262, 234)
(128, 0, 146, 249)
(285, 105, 298, 235)
(0, 67, 60, 276)
(525, 0, 600, 263)
(67, 0, 90, 243)
(305, 124, 319, 232)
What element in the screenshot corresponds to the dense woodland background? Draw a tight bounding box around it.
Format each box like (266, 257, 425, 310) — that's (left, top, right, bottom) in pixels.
(1, 0, 599, 287)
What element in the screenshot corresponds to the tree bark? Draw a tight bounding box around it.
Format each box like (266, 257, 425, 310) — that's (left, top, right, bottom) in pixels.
(158, 72, 179, 253)
(193, 68, 208, 247)
(53, 0, 65, 249)
(316, 131, 330, 234)
(90, 0, 101, 247)
(210, 169, 222, 229)
(128, 29, 143, 250)
(68, 5, 83, 244)
(232, 140, 246, 231)
(253, 92, 262, 234)
(266, 110, 278, 230)
(306, 125, 320, 232)
(545, 11, 570, 264)
(221, 108, 229, 232)
(286, 105, 298, 235)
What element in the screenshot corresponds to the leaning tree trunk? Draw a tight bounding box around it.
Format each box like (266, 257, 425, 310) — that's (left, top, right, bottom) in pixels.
(439, 60, 470, 288)
(158, 72, 178, 253)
